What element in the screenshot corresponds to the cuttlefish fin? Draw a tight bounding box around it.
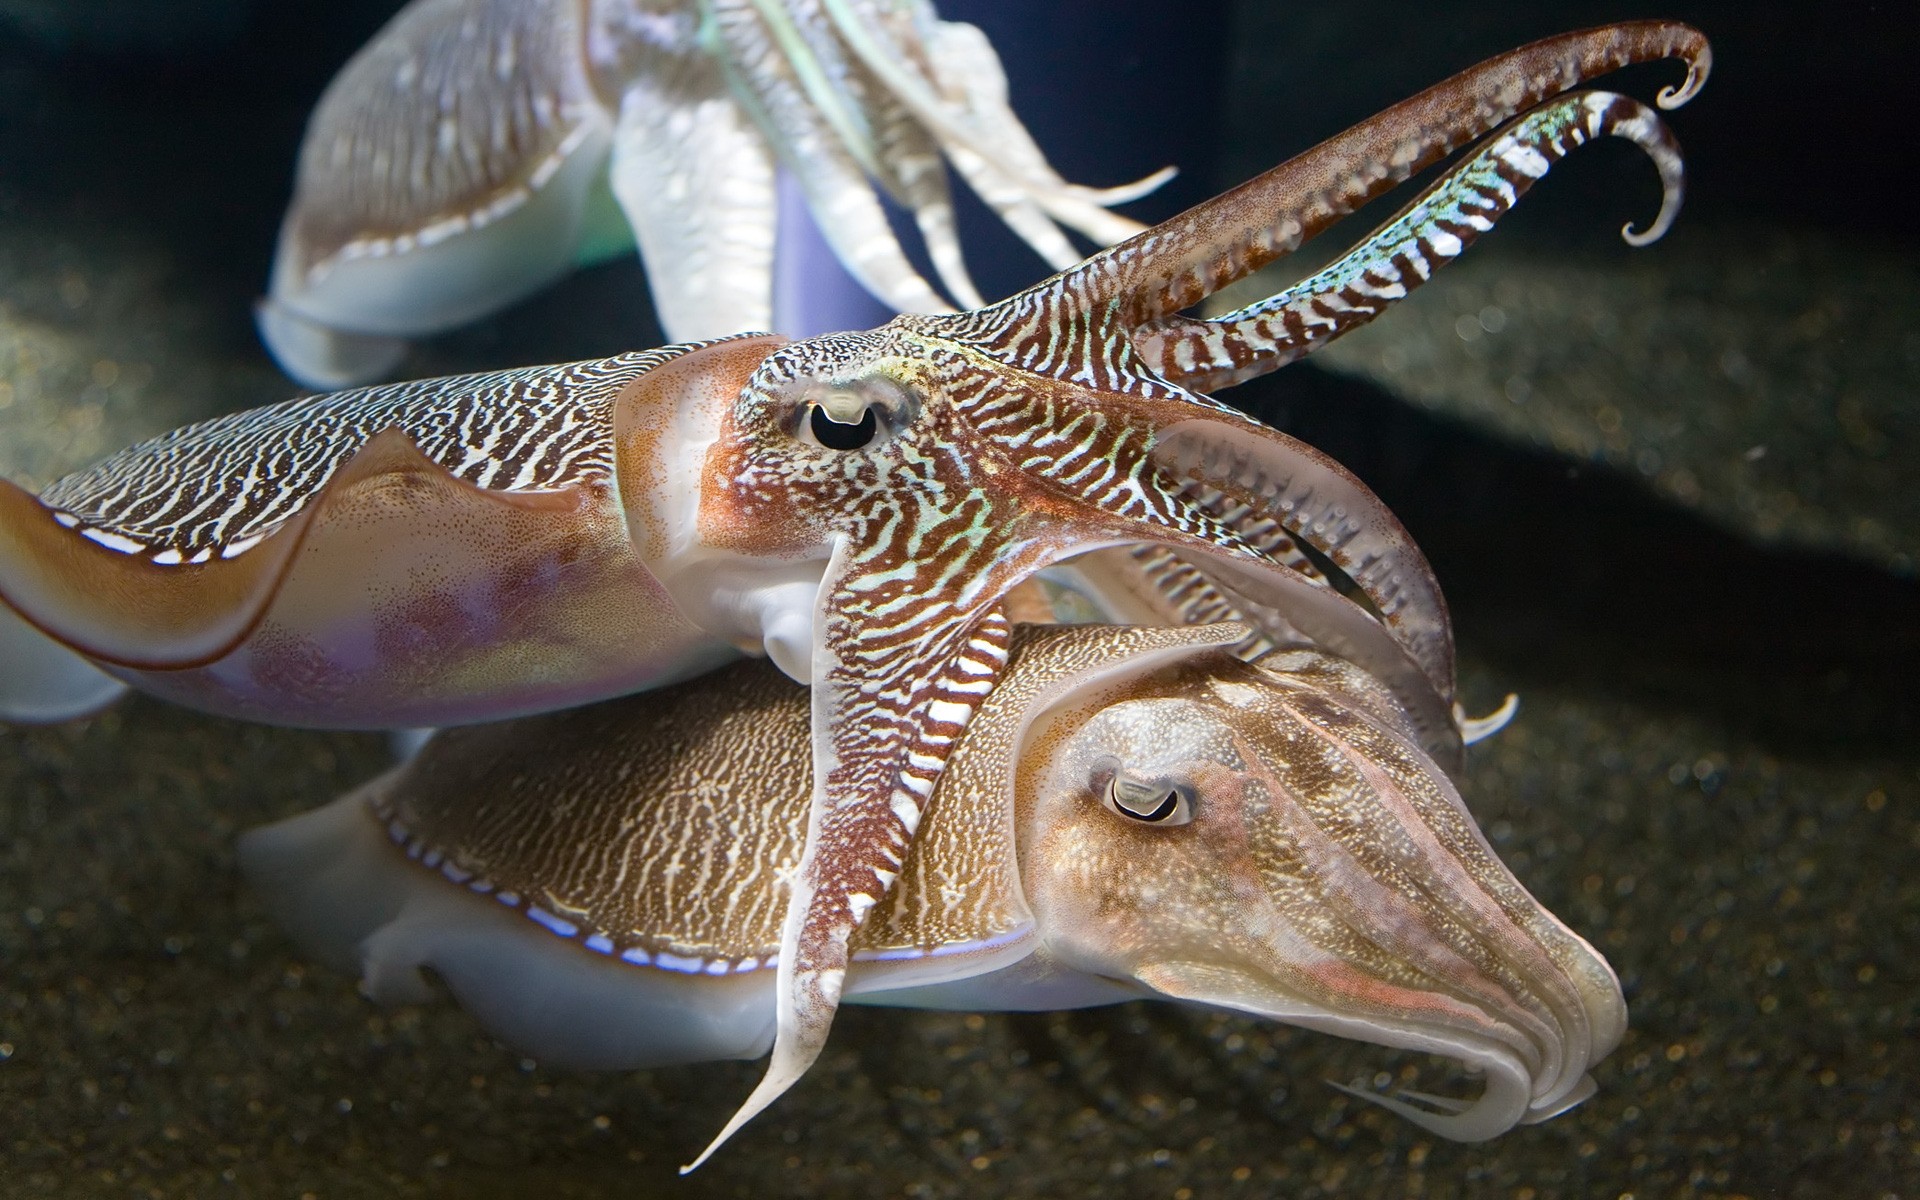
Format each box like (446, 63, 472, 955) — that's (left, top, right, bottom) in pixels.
(253, 299, 410, 393)
(1061, 21, 1709, 325)
(0, 429, 584, 673)
(1137, 89, 1687, 393)
(264, 0, 613, 387)
(0, 472, 317, 671)
(684, 578, 1016, 1171)
(0, 601, 127, 723)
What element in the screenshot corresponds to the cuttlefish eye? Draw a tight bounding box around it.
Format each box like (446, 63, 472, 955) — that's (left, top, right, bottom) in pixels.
(794, 377, 914, 451)
(1097, 764, 1195, 826)
(809, 399, 879, 450)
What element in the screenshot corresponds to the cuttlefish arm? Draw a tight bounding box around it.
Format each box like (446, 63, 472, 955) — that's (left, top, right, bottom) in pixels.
(688, 23, 1703, 1158)
(1087, 20, 1708, 324)
(241, 623, 1620, 1160)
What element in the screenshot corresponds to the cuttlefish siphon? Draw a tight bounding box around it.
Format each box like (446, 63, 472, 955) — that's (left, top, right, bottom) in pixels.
(241, 621, 1625, 1165)
(0, 22, 1705, 1159)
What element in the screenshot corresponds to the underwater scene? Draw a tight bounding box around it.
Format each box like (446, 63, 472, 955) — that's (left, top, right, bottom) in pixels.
(0, 1, 1912, 1196)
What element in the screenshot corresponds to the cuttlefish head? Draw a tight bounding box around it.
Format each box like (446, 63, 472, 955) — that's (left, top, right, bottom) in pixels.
(1017, 644, 1625, 1138)
(676, 23, 1703, 1165)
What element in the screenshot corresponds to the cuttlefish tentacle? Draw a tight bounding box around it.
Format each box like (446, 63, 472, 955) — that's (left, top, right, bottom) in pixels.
(921, 24, 1707, 730)
(1136, 89, 1687, 393)
(1076, 21, 1709, 326)
(606, 37, 781, 340)
(820, 2, 1173, 252)
(690, 603, 1014, 1169)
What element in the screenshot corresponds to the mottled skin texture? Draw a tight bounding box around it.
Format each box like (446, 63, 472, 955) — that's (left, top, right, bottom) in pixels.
(0, 22, 1709, 1162)
(292, 622, 1621, 1158)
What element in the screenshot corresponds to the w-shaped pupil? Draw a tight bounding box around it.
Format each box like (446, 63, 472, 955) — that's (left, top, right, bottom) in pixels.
(810, 403, 879, 450)
(1122, 791, 1181, 822)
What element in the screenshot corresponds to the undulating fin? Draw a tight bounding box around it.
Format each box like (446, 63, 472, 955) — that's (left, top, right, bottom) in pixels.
(3, 341, 775, 727)
(0, 470, 317, 670)
(253, 299, 408, 393)
(1136, 90, 1687, 392)
(0, 427, 594, 674)
(0, 601, 128, 723)
(238, 778, 783, 1071)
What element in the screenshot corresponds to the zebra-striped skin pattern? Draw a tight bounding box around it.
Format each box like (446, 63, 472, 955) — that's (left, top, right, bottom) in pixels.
(35, 343, 732, 565)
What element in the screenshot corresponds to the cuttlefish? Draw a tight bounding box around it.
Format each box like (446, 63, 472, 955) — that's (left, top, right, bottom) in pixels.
(241, 620, 1625, 1164)
(0, 22, 1706, 1161)
(259, 0, 1172, 387)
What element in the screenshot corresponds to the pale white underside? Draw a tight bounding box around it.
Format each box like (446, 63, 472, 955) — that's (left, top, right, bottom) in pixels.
(0, 602, 129, 723)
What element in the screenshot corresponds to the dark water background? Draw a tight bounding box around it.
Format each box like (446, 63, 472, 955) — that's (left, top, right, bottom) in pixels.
(1, 1, 1914, 1196)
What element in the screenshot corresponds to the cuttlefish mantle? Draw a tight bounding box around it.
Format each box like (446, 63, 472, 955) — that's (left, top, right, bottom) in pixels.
(259, 0, 1173, 387)
(242, 621, 1625, 1166)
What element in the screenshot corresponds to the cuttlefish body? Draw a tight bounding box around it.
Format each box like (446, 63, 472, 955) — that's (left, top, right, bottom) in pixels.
(259, 0, 1171, 388)
(0, 23, 1705, 1157)
(242, 621, 1625, 1157)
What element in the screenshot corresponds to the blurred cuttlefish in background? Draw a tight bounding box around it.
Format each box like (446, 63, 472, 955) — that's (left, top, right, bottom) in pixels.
(0, 22, 1706, 1163)
(242, 620, 1625, 1167)
(258, 0, 1173, 388)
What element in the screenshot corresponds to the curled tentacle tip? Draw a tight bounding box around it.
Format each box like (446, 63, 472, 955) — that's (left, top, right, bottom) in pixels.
(1323, 1060, 1531, 1142)
(1457, 692, 1519, 745)
(1620, 213, 1673, 249)
(1656, 43, 1712, 110)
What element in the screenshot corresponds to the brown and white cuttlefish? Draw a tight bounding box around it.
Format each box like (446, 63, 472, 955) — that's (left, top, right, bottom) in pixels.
(242, 619, 1624, 1166)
